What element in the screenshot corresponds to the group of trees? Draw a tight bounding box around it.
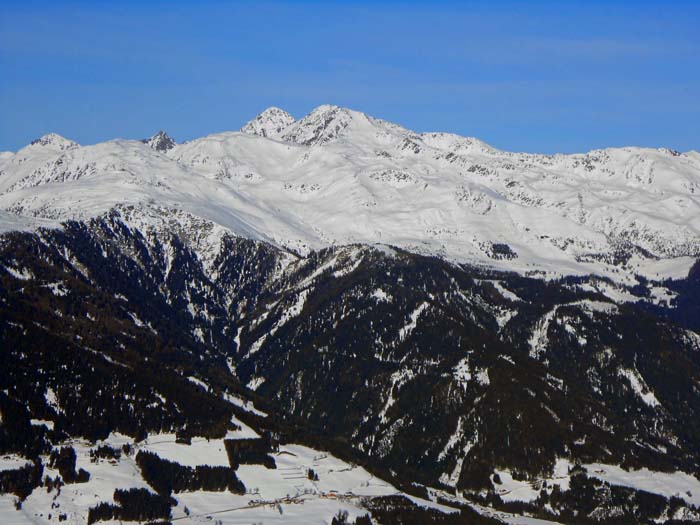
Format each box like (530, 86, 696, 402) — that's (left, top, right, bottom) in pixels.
(533, 472, 693, 525)
(0, 446, 89, 503)
(89, 444, 121, 462)
(0, 392, 53, 459)
(0, 459, 43, 500)
(135, 450, 245, 495)
(87, 488, 174, 524)
(49, 446, 90, 483)
(332, 510, 372, 525)
(365, 496, 501, 525)
(224, 437, 276, 469)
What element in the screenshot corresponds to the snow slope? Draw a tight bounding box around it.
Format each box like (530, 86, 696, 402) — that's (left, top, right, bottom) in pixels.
(0, 428, 449, 525)
(1, 105, 699, 282)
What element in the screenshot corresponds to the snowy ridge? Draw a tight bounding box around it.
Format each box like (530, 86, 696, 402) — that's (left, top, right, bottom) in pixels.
(0, 106, 699, 284)
(27, 133, 79, 151)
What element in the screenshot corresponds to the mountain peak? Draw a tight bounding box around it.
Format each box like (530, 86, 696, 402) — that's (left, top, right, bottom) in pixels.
(310, 103, 342, 113)
(280, 104, 361, 146)
(240, 107, 296, 138)
(28, 133, 79, 151)
(142, 131, 176, 152)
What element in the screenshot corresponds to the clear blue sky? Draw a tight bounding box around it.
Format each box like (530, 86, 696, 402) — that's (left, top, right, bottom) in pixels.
(1, 1, 698, 153)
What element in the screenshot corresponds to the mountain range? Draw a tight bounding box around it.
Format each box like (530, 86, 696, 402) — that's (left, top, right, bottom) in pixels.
(2, 105, 699, 283)
(1, 106, 700, 525)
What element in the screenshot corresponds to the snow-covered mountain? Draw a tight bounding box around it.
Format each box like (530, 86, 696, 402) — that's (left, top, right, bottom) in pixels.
(240, 106, 296, 137)
(3, 107, 700, 523)
(1, 104, 698, 284)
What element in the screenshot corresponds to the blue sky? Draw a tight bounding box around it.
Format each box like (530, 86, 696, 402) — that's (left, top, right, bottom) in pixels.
(1, 1, 698, 153)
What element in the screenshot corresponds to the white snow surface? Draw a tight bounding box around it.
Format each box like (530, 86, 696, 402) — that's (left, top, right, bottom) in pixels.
(0, 430, 455, 525)
(222, 392, 268, 417)
(490, 459, 700, 508)
(0, 455, 31, 472)
(139, 433, 231, 467)
(585, 463, 700, 507)
(618, 367, 661, 408)
(398, 302, 429, 341)
(471, 503, 564, 525)
(171, 442, 454, 524)
(0, 105, 698, 283)
(493, 470, 542, 503)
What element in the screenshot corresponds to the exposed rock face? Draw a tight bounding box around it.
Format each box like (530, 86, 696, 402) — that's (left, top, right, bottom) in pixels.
(142, 130, 176, 152)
